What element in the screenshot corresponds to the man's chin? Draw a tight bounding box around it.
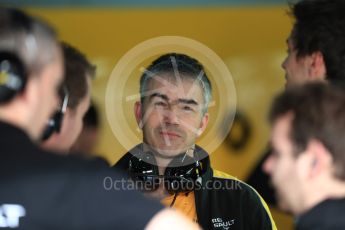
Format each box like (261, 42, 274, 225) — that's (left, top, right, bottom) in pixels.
(155, 148, 186, 158)
(276, 192, 294, 214)
(143, 140, 192, 157)
(285, 81, 293, 89)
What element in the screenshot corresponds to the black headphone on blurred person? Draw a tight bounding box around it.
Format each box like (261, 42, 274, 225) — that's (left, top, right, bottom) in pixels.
(128, 144, 207, 194)
(41, 87, 69, 141)
(0, 9, 37, 104)
(0, 52, 27, 103)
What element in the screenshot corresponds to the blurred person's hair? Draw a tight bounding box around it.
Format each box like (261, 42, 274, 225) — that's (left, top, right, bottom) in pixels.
(269, 83, 345, 180)
(0, 8, 58, 75)
(60, 42, 95, 110)
(290, 0, 345, 85)
(139, 53, 212, 115)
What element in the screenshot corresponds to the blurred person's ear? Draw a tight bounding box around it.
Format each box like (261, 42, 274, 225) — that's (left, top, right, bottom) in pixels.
(307, 51, 327, 81)
(305, 139, 332, 178)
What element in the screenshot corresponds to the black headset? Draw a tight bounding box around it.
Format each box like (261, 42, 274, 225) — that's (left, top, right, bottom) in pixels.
(0, 52, 27, 104)
(0, 51, 67, 141)
(128, 144, 207, 194)
(41, 87, 69, 141)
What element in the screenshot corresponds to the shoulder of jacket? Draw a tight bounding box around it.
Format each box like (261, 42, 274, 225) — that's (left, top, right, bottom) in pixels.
(212, 169, 277, 230)
(213, 169, 238, 180)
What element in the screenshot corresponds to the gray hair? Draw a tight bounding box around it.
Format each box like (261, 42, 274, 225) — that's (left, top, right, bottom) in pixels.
(0, 8, 59, 75)
(139, 53, 212, 115)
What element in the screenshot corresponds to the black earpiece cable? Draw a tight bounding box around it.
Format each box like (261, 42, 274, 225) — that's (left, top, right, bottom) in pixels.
(170, 192, 178, 208)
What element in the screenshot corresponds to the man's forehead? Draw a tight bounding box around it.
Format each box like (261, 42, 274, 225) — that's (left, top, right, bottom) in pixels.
(287, 27, 297, 46)
(148, 73, 195, 85)
(286, 35, 294, 49)
(146, 75, 203, 97)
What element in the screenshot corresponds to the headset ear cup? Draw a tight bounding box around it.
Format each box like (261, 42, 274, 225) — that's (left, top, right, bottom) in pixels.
(128, 151, 160, 191)
(0, 52, 26, 103)
(41, 119, 55, 141)
(41, 111, 64, 141)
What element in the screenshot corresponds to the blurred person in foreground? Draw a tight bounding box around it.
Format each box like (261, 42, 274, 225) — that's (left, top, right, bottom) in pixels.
(71, 101, 101, 156)
(247, 0, 345, 208)
(0, 7, 199, 230)
(264, 83, 345, 229)
(41, 42, 94, 154)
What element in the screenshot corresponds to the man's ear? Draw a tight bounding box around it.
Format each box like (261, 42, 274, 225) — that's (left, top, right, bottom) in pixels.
(197, 113, 209, 136)
(307, 51, 327, 81)
(134, 101, 143, 129)
(306, 139, 332, 178)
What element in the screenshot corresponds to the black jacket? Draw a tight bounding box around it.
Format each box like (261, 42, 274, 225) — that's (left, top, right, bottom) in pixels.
(296, 198, 345, 230)
(0, 122, 162, 229)
(114, 144, 276, 230)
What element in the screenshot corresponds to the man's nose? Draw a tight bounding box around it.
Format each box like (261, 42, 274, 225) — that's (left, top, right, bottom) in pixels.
(162, 108, 180, 125)
(281, 56, 287, 70)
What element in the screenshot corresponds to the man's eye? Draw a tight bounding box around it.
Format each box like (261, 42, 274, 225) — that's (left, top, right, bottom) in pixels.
(154, 101, 167, 107)
(183, 106, 193, 111)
